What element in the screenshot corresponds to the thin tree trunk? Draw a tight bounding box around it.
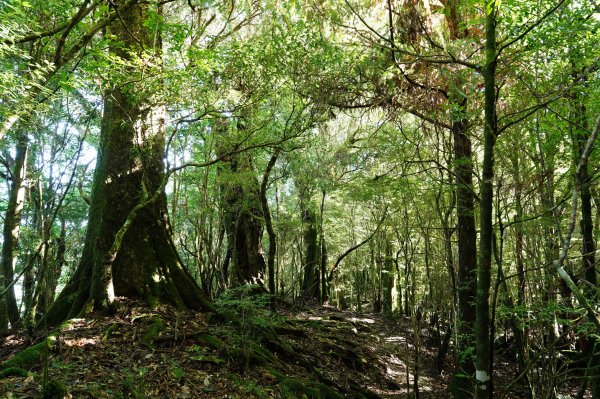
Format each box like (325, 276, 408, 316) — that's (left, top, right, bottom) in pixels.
(452, 95, 478, 395)
(0, 133, 28, 330)
(475, 5, 497, 398)
(382, 240, 394, 315)
(508, 153, 533, 397)
(319, 190, 328, 303)
(571, 75, 599, 398)
(260, 148, 280, 297)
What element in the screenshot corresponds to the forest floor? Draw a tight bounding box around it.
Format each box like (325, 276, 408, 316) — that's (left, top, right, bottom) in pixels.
(0, 294, 560, 398)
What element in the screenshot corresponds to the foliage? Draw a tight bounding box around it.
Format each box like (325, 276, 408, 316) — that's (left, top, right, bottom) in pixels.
(0, 0, 599, 395)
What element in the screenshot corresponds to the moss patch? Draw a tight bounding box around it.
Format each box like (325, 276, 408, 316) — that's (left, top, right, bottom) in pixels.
(197, 334, 225, 350)
(102, 323, 121, 340)
(40, 379, 68, 399)
(1, 336, 55, 369)
(279, 378, 344, 399)
(0, 367, 29, 378)
(140, 316, 165, 347)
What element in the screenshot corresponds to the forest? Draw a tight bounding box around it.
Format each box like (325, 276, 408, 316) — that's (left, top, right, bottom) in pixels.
(0, 0, 599, 398)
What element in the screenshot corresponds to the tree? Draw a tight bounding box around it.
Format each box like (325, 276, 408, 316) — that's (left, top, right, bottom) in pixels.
(217, 118, 266, 287)
(0, 133, 27, 330)
(41, 0, 211, 327)
(474, 2, 497, 397)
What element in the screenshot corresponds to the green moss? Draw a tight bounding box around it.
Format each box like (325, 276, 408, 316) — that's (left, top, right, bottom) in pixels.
(58, 319, 76, 331)
(36, 294, 76, 330)
(227, 341, 280, 368)
(0, 367, 29, 378)
(103, 323, 121, 340)
(279, 378, 320, 398)
(1, 336, 55, 369)
(40, 379, 68, 399)
(314, 383, 344, 399)
(279, 378, 344, 399)
(198, 334, 225, 350)
(140, 316, 165, 347)
(266, 368, 286, 380)
(228, 348, 264, 367)
(189, 353, 225, 364)
(249, 342, 278, 364)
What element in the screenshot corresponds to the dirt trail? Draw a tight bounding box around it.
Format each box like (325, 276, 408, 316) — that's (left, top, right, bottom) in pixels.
(279, 305, 450, 398)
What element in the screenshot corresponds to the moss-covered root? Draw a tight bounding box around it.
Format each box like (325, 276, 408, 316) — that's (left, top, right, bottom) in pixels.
(228, 342, 281, 369)
(197, 334, 225, 350)
(1, 336, 56, 369)
(140, 316, 165, 348)
(279, 378, 345, 399)
(102, 323, 121, 340)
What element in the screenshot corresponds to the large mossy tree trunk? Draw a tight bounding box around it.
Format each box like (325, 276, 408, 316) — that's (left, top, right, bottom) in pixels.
(300, 188, 321, 301)
(41, 0, 211, 328)
(217, 119, 266, 287)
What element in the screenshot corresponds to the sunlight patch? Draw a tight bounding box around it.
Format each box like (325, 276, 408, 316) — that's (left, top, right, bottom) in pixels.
(384, 336, 405, 343)
(349, 317, 374, 324)
(64, 337, 98, 347)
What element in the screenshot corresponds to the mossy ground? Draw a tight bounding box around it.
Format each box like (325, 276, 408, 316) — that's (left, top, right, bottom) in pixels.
(0, 296, 536, 398)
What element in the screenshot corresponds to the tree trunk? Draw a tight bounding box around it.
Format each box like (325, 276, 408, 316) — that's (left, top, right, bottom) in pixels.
(475, 5, 497, 398)
(571, 73, 599, 398)
(40, 0, 211, 327)
(301, 196, 321, 301)
(573, 91, 597, 296)
(319, 190, 328, 303)
(42, 218, 66, 315)
(260, 149, 279, 297)
(217, 118, 265, 287)
(0, 133, 28, 330)
(452, 94, 478, 395)
(382, 240, 394, 315)
(509, 153, 530, 381)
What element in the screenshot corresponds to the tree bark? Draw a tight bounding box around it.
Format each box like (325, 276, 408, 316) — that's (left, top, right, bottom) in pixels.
(40, 0, 211, 327)
(452, 94, 478, 395)
(571, 73, 599, 398)
(260, 149, 280, 296)
(0, 133, 28, 330)
(572, 90, 597, 295)
(475, 5, 497, 398)
(382, 240, 394, 315)
(300, 191, 321, 301)
(217, 123, 265, 287)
